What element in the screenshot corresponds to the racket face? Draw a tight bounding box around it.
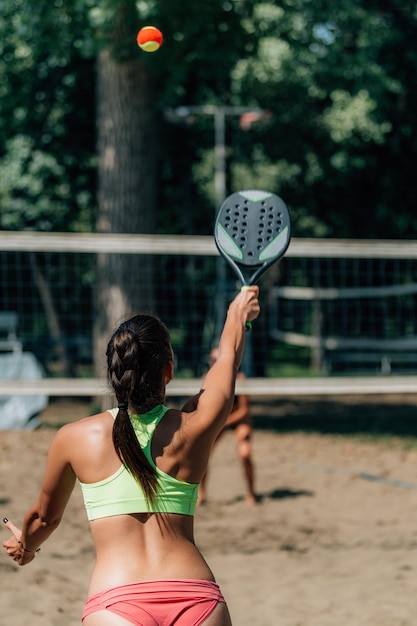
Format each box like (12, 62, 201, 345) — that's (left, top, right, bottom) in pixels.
(214, 190, 291, 285)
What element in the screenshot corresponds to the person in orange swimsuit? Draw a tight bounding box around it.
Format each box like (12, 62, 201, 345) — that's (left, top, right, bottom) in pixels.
(2, 286, 260, 626)
(198, 347, 256, 506)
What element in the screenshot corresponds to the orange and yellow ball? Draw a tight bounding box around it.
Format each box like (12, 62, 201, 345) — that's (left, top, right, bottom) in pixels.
(136, 26, 163, 53)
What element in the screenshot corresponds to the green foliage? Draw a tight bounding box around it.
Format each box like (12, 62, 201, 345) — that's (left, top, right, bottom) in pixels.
(0, 0, 96, 232)
(0, 135, 91, 231)
(322, 89, 392, 145)
(156, 0, 250, 104)
(1, 0, 417, 238)
(221, 0, 417, 238)
(89, 0, 147, 61)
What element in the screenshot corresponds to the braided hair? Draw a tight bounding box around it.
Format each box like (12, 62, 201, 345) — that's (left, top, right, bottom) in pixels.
(106, 314, 173, 505)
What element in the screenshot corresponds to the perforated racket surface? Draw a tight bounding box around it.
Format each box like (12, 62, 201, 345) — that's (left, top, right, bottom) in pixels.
(214, 189, 291, 286)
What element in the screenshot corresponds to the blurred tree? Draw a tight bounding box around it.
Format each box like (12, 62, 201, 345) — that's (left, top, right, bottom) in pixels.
(0, 0, 95, 232)
(1, 0, 417, 379)
(2, 0, 417, 240)
(228, 0, 417, 239)
(0, 0, 95, 375)
(91, 1, 160, 389)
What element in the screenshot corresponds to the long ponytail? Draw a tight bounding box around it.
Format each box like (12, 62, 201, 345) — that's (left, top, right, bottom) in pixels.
(106, 315, 173, 505)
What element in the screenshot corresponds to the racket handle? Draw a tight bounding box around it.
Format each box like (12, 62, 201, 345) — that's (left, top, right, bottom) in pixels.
(241, 285, 252, 332)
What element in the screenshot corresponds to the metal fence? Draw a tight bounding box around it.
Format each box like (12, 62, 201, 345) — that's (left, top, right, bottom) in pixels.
(1, 231, 417, 399)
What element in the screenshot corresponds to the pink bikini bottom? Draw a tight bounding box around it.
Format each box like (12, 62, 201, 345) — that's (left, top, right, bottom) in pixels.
(82, 578, 225, 626)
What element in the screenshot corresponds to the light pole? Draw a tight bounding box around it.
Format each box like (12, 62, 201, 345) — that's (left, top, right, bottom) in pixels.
(166, 105, 266, 206)
(165, 105, 268, 374)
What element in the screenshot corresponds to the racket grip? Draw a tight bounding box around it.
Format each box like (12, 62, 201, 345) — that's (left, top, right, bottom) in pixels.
(241, 285, 252, 331)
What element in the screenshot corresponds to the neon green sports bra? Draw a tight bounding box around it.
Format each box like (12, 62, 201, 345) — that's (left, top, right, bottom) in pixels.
(79, 404, 198, 520)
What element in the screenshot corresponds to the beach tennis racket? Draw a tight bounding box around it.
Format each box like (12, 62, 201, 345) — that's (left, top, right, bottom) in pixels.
(214, 189, 291, 328)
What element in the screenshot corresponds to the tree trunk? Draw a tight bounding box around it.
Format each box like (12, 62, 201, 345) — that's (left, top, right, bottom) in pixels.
(93, 46, 158, 404)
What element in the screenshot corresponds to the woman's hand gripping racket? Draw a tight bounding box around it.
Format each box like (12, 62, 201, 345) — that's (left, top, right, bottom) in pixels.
(214, 189, 291, 329)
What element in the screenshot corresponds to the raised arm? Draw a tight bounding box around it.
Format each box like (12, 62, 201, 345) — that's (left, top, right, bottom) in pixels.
(192, 286, 260, 437)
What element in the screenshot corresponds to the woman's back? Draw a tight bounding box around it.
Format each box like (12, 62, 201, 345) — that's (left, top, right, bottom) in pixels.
(65, 407, 216, 595)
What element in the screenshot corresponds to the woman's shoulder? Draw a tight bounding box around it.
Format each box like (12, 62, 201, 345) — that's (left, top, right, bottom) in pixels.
(48, 411, 116, 471)
(54, 410, 113, 443)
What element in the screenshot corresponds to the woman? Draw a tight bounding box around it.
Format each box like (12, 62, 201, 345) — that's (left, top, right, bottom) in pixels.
(2, 286, 260, 626)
